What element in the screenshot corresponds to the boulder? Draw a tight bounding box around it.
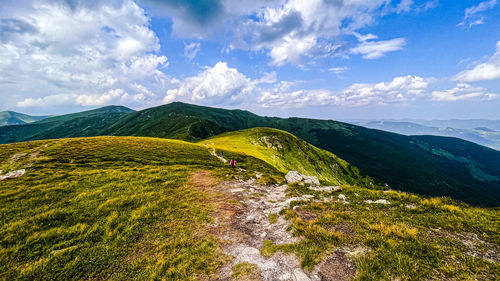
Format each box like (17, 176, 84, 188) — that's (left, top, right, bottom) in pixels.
(365, 199, 390, 204)
(285, 171, 303, 184)
(0, 169, 26, 181)
(303, 176, 320, 186)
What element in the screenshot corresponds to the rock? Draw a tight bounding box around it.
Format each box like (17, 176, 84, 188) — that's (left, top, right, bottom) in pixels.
(293, 268, 311, 281)
(236, 247, 277, 271)
(309, 186, 340, 192)
(338, 194, 349, 204)
(405, 204, 416, 209)
(365, 199, 390, 204)
(303, 176, 320, 186)
(0, 169, 26, 181)
(286, 171, 303, 184)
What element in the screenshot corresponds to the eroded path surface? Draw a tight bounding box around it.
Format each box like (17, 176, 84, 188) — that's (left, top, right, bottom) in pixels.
(191, 170, 324, 281)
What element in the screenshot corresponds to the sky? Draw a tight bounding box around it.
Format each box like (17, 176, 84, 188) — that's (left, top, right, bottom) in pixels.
(0, 0, 499, 120)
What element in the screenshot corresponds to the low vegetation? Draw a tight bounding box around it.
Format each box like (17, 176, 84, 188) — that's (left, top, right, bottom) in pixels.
(263, 183, 500, 280)
(0, 131, 498, 280)
(0, 136, 280, 280)
(202, 127, 375, 186)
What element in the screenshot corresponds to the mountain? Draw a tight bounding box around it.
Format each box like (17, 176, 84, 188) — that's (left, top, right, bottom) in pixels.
(415, 119, 500, 131)
(102, 102, 500, 206)
(0, 106, 134, 143)
(353, 120, 500, 151)
(203, 127, 376, 187)
(1, 136, 498, 280)
(0, 111, 49, 126)
(1, 102, 499, 206)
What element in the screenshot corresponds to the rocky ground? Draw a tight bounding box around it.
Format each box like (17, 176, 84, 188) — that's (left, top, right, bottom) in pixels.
(191, 154, 363, 281)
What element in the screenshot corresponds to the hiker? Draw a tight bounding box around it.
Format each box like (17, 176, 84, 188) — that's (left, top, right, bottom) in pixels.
(230, 159, 236, 170)
(221, 151, 224, 157)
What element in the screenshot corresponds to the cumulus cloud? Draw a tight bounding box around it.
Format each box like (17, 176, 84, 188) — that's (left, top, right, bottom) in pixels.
(432, 83, 498, 101)
(258, 75, 430, 108)
(138, 0, 414, 66)
(164, 62, 260, 105)
(458, 0, 497, 27)
(454, 41, 500, 82)
(1, 0, 168, 110)
(16, 86, 156, 108)
(184, 42, 201, 60)
(350, 38, 406, 59)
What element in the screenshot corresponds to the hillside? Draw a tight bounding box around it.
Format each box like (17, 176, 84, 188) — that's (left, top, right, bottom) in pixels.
(104, 102, 500, 206)
(0, 137, 498, 280)
(353, 120, 500, 151)
(203, 128, 376, 187)
(1, 102, 499, 206)
(0, 106, 134, 143)
(0, 111, 49, 126)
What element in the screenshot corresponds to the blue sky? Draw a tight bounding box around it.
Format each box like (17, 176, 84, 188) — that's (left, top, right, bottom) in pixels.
(0, 0, 499, 119)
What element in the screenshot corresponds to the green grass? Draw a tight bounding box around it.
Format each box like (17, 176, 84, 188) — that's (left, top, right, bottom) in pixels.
(266, 184, 500, 280)
(1, 133, 499, 280)
(0, 136, 281, 280)
(2, 102, 499, 206)
(202, 127, 376, 187)
(230, 262, 261, 281)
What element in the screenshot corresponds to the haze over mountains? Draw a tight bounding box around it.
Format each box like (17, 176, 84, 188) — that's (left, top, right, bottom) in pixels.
(0, 111, 49, 126)
(1, 102, 499, 206)
(349, 120, 500, 151)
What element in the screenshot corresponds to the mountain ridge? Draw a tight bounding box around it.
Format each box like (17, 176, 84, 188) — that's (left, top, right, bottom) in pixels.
(1, 102, 499, 206)
(0, 111, 50, 126)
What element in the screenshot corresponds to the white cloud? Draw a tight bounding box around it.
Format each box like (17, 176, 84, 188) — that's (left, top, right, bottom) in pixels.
(396, 0, 414, 13)
(353, 32, 378, 42)
(350, 38, 406, 59)
(164, 62, 260, 105)
(1, 0, 168, 110)
(140, 0, 412, 66)
(328, 66, 348, 74)
(16, 87, 155, 108)
(454, 41, 500, 82)
(458, 0, 497, 27)
(184, 42, 201, 60)
(432, 83, 498, 101)
(259, 75, 430, 108)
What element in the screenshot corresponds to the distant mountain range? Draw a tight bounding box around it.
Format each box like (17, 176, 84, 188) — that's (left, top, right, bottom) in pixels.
(1, 102, 499, 206)
(349, 120, 500, 151)
(0, 111, 50, 126)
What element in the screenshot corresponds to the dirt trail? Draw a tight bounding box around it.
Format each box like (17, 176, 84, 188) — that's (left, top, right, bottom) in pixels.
(191, 168, 330, 281)
(211, 148, 227, 163)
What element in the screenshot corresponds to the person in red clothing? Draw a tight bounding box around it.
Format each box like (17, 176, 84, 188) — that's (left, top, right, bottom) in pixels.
(230, 159, 236, 170)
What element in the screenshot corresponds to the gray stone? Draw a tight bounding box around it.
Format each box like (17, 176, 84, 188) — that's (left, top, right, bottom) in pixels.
(293, 268, 311, 281)
(0, 169, 26, 181)
(303, 176, 320, 186)
(286, 171, 303, 184)
(309, 186, 340, 192)
(365, 199, 390, 204)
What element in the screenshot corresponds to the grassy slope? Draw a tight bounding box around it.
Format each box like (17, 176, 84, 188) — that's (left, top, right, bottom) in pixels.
(2, 102, 499, 206)
(103, 102, 500, 206)
(0, 106, 134, 144)
(264, 184, 500, 280)
(0, 136, 498, 280)
(0, 137, 281, 280)
(0, 111, 49, 126)
(202, 127, 376, 187)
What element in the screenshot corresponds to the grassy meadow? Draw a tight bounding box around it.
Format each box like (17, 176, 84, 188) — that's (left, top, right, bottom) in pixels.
(0, 136, 280, 280)
(0, 132, 498, 280)
(263, 183, 500, 280)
